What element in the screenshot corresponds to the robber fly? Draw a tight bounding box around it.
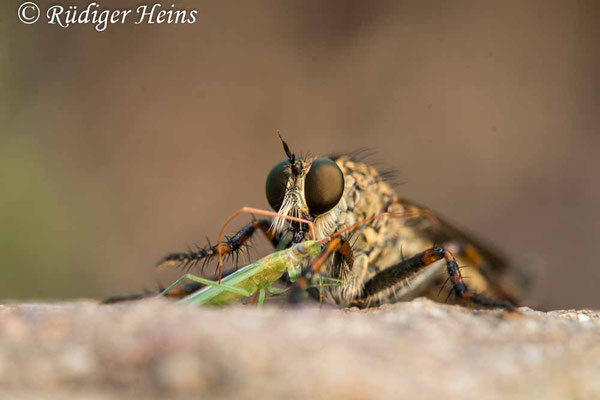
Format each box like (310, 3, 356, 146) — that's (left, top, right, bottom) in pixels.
(115, 135, 531, 311)
(105, 137, 530, 308)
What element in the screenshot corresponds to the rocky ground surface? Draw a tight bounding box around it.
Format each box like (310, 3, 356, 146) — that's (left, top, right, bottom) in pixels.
(0, 298, 598, 400)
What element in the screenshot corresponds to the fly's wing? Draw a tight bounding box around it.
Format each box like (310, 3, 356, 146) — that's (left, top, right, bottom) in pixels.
(398, 199, 534, 305)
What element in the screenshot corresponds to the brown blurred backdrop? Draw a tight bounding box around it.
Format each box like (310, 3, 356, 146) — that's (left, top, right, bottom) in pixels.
(2, 0, 599, 309)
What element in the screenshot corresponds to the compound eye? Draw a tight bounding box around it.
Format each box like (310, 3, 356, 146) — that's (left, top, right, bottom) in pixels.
(265, 160, 289, 211)
(305, 158, 344, 216)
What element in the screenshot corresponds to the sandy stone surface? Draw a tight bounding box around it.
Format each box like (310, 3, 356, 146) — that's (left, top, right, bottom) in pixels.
(0, 298, 598, 400)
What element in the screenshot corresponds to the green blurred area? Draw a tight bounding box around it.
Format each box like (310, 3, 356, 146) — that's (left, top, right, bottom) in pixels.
(1, 138, 77, 297)
(0, 135, 111, 299)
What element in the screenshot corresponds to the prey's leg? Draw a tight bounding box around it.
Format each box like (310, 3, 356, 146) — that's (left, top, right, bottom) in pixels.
(102, 271, 243, 304)
(355, 247, 516, 310)
(103, 266, 248, 303)
(246, 287, 272, 307)
(257, 288, 266, 307)
(266, 284, 288, 295)
(160, 273, 252, 298)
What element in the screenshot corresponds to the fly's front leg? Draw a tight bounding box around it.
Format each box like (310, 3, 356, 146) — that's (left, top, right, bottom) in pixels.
(156, 219, 277, 271)
(355, 247, 516, 311)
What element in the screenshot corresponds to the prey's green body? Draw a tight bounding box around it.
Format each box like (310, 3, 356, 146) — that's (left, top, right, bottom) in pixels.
(162, 240, 323, 306)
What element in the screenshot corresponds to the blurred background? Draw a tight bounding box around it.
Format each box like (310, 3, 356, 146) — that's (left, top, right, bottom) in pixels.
(1, 0, 598, 309)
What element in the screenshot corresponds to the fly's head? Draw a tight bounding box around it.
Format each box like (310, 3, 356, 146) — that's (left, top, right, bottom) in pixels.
(265, 136, 346, 242)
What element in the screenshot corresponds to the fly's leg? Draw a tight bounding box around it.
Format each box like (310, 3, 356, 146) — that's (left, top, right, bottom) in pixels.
(448, 241, 532, 305)
(156, 219, 277, 271)
(102, 290, 157, 304)
(355, 247, 516, 311)
(161, 282, 204, 299)
(102, 282, 205, 304)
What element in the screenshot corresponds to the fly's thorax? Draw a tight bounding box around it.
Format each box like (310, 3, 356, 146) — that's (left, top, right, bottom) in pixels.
(333, 156, 398, 233)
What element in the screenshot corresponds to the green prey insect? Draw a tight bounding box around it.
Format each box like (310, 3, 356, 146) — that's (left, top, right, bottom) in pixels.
(160, 240, 323, 306)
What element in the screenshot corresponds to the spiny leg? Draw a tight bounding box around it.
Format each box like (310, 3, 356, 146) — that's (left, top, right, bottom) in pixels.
(449, 241, 531, 305)
(102, 290, 156, 304)
(419, 209, 532, 304)
(161, 282, 204, 299)
(355, 247, 516, 311)
(102, 280, 208, 304)
(102, 282, 206, 304)
(156, 219, 277, 272)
